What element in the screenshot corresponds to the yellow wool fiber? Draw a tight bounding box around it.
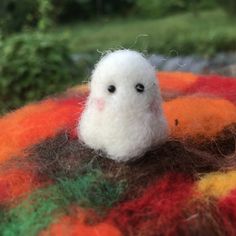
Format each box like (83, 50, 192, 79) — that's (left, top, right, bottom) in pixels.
(197, 170, 236, 198)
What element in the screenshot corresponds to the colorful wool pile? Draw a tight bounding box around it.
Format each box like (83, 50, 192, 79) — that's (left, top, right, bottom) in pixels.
(1, 72, 236, 236)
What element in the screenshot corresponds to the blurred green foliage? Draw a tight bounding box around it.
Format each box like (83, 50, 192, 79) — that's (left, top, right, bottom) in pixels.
(37, 0, 54, 32)
(0, 0, 135, 35)
(136, 0, 186, 17)
(1, 0, 235, 36)
(54, 0, 136, 22)
(135, 0, 217, 17)
(53, 9, 236, 56)
(0, 0, 38, 35)
(216, 0, 236, 15)
(0, 0, 235, 114)
(0, 33, 81, 113)
(0, 0, 56, 35)
(0, 0, 235, 38)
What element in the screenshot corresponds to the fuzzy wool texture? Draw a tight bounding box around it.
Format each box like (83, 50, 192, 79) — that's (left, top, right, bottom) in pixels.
(41, 209, 122, 236)
(197, 170, 236, 198)
(78, 50, 168, 161)
(1, 71, 236, 236)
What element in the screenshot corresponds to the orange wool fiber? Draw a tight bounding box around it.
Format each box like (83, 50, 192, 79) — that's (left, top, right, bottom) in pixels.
(0, 97, 85, 165)
(164, 97, 236, 139)
(41, 208, 122, 236)
(0, 168, 44, 204)
(158, 71, 198, 93)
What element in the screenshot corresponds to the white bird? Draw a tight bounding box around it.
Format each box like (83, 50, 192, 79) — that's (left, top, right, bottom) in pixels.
(78, 49, 169, 162)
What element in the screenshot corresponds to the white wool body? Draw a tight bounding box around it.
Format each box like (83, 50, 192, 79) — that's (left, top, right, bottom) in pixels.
(78, 50, 168, 162)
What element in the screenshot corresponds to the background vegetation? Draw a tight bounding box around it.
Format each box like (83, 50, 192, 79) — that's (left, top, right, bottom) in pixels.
(0, 0, 235, 114)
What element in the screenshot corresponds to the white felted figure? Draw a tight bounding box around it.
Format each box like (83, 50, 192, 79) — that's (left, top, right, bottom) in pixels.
(78, 49, 168, 162)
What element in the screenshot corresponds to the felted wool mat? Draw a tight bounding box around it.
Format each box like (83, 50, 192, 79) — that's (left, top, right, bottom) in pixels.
(1, 72, 236, 236)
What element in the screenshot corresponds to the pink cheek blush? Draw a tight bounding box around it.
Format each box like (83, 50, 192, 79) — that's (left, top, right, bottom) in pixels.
(93, 98, 105, 111)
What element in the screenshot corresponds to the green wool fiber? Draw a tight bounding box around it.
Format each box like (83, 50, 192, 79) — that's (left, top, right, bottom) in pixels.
(58, 170, 126, 208)
(0, 170, 126, 236)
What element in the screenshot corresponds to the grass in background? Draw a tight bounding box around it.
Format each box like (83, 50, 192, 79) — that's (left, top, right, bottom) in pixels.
(53, 9, 236, 57)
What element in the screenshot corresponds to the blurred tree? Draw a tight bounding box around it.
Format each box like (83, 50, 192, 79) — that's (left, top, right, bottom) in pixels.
(0, 0, 228, 35)
(0, 33, 81, 113)
(37, 0, 54, 31)
(136, 0, 217, 18)
(216, 0, 236, 15)
(53, 0, 135, 22)
(136, 0, 188, 18)
(0, 0, 38, 35)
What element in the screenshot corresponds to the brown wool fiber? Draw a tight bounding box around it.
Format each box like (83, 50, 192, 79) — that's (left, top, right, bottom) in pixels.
(3, 123, 234, 202)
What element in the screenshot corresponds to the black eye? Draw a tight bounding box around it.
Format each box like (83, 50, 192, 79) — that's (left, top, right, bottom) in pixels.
(108, 85, 116, 93)
(135, 83, 145, 93)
